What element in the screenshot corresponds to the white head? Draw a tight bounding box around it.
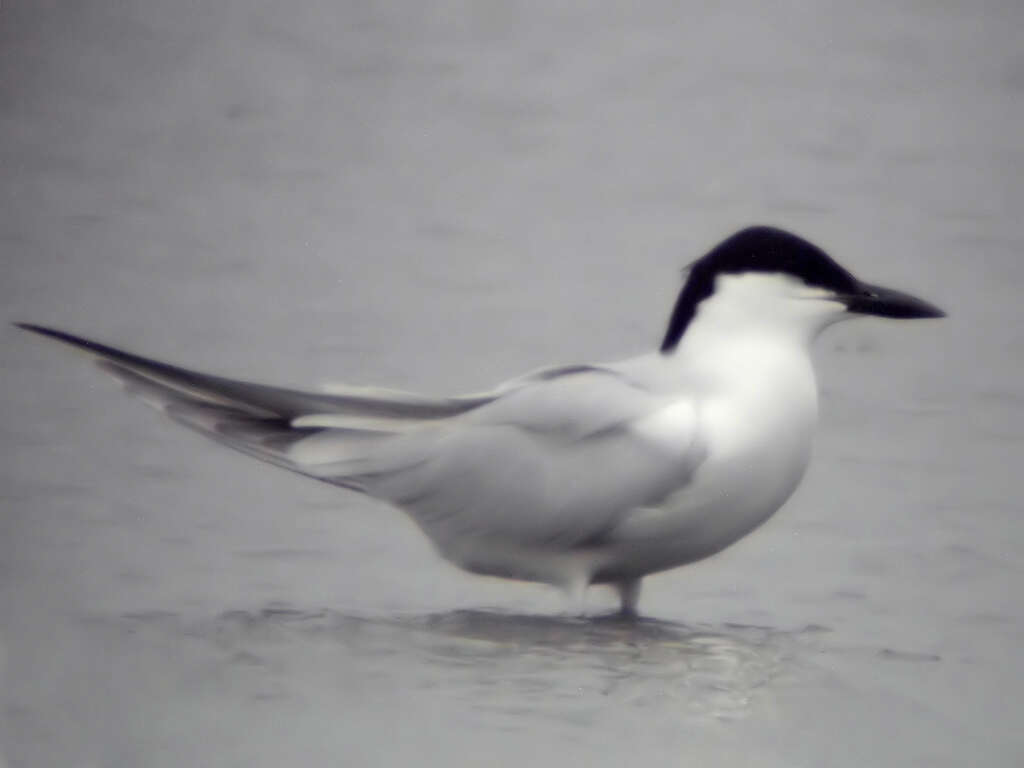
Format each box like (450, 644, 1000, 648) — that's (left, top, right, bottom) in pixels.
(660, 226, 945, 352)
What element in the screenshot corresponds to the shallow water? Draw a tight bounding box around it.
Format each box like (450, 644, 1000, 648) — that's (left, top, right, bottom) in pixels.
(1, 606, 932, 767)
(2, 1, 1023, 766)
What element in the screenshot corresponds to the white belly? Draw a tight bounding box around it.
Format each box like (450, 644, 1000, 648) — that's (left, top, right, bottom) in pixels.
(593, 353, 820, 581)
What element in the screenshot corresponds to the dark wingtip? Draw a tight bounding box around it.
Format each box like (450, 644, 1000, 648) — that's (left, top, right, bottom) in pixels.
(14, 321, 58, 337)
(16, 322, 80, 343)
(13, 323, 120, 357)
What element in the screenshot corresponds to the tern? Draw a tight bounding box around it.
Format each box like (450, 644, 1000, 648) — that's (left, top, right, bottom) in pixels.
(16, 226, 944, 616)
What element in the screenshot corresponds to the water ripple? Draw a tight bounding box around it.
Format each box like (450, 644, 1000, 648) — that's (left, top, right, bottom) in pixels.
(102, 605, 827, 726)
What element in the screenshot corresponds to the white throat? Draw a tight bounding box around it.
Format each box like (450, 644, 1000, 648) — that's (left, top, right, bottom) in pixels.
(653, 271, 856, 488)
(675, 271, 849, 356)
(663, 271, 846, 445)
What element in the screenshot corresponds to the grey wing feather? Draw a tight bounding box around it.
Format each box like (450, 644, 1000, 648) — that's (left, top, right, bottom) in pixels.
(16, 324, 492, 419)
(15, 324, 495, 484)
(320, 369, 706, 548)
(96, 360, 330, 479)
(18, 324, 706, 550)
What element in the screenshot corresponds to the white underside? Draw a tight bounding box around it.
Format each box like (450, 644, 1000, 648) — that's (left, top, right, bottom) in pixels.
(437, 336, 819, 589)
(427, 274, 839, 593)
(62, 269, 849, 611)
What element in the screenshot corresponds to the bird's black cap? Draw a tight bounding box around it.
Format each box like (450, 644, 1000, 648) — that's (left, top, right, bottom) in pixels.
(660, 226, 944, 353)
(660, 226, 859, 352)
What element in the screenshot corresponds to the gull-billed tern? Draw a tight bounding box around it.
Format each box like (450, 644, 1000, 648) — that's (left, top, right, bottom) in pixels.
(17, 226, 944, 616)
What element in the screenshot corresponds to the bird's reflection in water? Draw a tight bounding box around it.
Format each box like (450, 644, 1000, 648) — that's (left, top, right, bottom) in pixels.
(397, 610, 817, 722)
(114, 605, 827, 725)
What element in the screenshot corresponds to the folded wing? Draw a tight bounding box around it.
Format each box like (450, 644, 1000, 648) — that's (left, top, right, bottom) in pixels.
(18, 324, 706, 551)
(304, 368, 707, 549)
(15, 324, 494, 483)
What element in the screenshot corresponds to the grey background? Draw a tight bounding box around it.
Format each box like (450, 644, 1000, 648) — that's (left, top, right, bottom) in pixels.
(2, 1, 1022, 766)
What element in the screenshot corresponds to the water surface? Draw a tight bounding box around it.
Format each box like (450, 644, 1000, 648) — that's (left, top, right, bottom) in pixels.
(2, 1, 1022, 765)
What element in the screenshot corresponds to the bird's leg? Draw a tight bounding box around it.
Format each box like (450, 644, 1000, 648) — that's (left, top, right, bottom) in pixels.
(614, 578, 642, 618)
(562, 574, 589, 617)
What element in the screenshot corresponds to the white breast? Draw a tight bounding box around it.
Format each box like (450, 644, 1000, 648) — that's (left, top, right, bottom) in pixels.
(599, 333, 820, 577)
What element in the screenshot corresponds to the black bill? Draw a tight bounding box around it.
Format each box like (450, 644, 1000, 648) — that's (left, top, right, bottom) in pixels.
(842, 281, 946, 319)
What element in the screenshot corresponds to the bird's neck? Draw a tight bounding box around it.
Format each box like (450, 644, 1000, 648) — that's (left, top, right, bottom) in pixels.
(669, 320, 819, 406)
(666, 320, 821, 472)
